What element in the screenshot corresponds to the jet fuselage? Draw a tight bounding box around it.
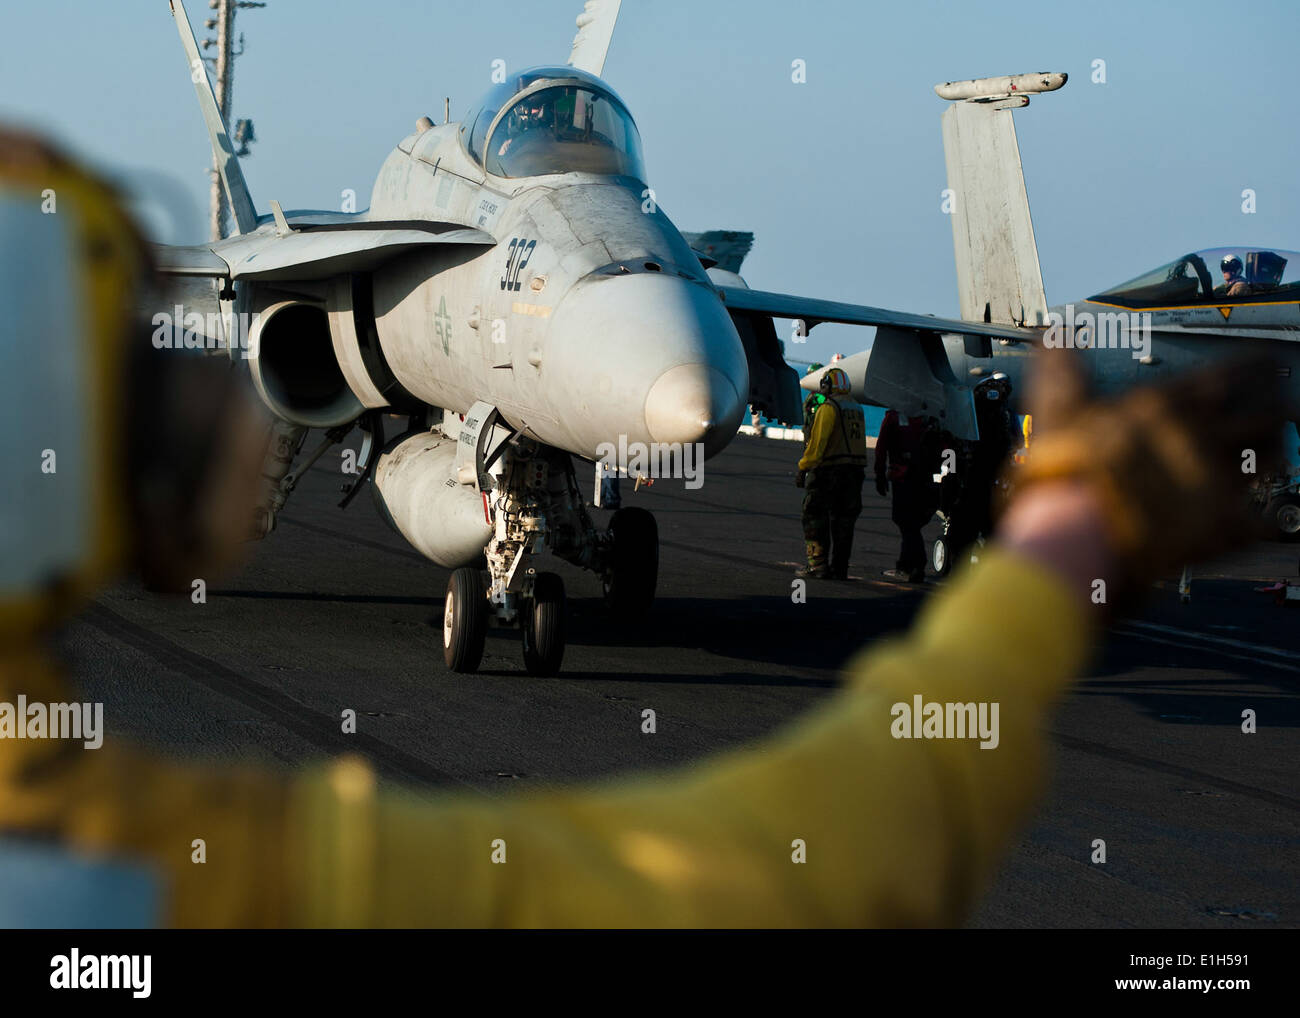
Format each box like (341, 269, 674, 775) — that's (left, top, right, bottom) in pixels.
(364, 119, 748, 463)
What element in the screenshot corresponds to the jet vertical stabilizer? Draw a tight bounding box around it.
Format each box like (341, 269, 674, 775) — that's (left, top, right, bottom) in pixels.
(169, 0, 257, 235)
(567, 0, 622, 78)
(936, 71, 1065, 328)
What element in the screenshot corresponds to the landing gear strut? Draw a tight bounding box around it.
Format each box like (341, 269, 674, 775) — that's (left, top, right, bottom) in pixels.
(442, 406, 660, 676)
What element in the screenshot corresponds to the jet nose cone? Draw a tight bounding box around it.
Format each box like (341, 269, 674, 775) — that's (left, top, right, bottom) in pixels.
(540, 270, 751, 461)
(644, 363, 744, 457)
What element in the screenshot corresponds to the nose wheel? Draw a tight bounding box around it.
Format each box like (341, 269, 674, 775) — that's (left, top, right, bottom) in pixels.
(449, 435, 657, 676)
(443, 566, 569, 676)
(443, 567, 488, 673)
(521, 572, 566, 675)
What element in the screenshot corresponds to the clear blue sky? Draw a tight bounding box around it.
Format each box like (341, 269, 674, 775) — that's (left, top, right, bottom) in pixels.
(3, 0, 1296, 363)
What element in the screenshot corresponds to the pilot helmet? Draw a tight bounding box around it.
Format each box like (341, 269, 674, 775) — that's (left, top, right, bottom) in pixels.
(1221, 254, 1243, 275)
(519, 95, 550, 124)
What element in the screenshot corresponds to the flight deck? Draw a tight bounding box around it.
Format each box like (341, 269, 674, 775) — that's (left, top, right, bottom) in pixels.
(63, 432, 1300, 928)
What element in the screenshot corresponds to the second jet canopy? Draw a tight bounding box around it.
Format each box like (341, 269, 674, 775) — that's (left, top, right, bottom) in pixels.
(460, 66, 645, 181)
(1091, 247, 1299, 307)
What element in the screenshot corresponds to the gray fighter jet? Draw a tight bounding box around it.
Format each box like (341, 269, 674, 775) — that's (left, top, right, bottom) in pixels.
(800, 72, 1300, 536)
(155, 1, 1042, 675)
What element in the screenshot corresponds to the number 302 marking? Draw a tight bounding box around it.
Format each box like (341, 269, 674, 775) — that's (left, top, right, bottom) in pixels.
(501, 238, 536, 292)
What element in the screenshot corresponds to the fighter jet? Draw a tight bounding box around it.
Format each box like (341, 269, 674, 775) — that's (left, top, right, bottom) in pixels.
(155, 1, 1042, 675)
(798, 72, 1300, 537)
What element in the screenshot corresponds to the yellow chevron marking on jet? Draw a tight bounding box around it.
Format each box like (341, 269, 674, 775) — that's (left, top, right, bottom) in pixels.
(1087, 298, 1298, 312)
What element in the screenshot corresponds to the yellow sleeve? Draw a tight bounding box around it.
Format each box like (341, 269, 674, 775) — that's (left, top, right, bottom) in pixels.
(797, 402, 836, 471)
(0, 649, 290, 928)
(288, 550, 1092, 927)
(4, 552, 1088, 927)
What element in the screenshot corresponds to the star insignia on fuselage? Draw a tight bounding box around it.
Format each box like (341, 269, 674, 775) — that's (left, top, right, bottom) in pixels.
(435, 295, 452, 354)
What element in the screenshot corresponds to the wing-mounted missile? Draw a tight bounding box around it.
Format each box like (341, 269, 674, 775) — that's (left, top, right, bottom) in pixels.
(801, 340, 979, 441)
(934, 71, 1066, 109)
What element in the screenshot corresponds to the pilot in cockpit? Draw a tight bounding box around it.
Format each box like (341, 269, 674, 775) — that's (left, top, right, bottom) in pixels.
(1217, 254, 1251, 298)
(497, 96, 552, 158)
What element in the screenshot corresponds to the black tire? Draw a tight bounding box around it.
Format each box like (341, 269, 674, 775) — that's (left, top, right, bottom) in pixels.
(1266, 494, 1300, 543)
(932, 536, 951, 577)
(522, 572, 566, 676)
(604, 507, 658, 620)
(443, 567, 488, 672)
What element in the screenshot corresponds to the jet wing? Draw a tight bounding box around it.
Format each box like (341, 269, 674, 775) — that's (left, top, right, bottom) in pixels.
(153, 220, 496, 283)
(717, 286, 1042, 441)
(154, 244, 230, 277)
(715, 286, 1040, 343)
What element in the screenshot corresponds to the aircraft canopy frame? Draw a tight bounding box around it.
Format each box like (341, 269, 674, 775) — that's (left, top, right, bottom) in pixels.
(461, 65, 644, 181)
(1092, 247, 1300, 307)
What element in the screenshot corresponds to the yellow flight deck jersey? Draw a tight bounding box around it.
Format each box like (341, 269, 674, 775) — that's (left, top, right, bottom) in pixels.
(799, 396, 868, 471)
(0, 552, 1089, 927)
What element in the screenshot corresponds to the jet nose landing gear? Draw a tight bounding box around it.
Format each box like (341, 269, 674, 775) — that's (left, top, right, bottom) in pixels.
(438, 404, 660, 676)
(442, 566, 569, 675)
(443, 567, 488, 672)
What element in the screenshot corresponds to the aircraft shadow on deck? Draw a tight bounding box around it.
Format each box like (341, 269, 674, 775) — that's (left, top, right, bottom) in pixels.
(469, 591, 926, 683)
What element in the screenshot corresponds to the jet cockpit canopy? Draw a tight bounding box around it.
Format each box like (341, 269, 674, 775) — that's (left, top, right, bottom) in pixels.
(460, 65, 645, 181)
(1092, 247, 1300, 307)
